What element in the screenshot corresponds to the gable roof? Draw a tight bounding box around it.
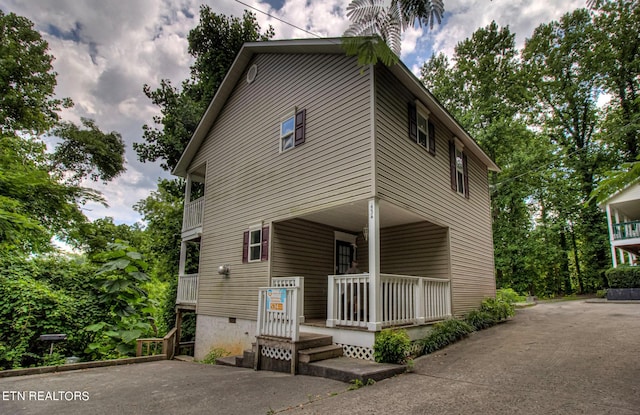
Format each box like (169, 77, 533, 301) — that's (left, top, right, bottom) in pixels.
(172, 38, 500, 177)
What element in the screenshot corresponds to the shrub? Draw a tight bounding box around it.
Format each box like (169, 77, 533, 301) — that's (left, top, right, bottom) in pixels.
(464, 309, 498, 331)
(480, 297, 515, 321)
(496, 288, 526, 304)
(605, 266, 640, 288)
(596, 289, 607, 298)
(419, 319, 473, 354)
(373, 329, 410, 364)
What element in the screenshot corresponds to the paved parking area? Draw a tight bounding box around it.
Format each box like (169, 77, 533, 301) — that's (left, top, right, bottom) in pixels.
(1, 300, 639, 415)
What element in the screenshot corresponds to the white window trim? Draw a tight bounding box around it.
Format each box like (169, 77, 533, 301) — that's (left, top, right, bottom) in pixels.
(279, 108, 297, 153)
(248, 223, 262, 262)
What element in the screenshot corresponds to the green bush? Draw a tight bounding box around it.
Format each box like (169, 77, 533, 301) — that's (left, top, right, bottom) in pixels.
(605, 266, 640, 288)
(480, 297, 515, 321)
(596, 289, 608, 298)
(464, 309, 498, 330)
(200, 347, 230, 364)
(419, 319, 474, 354)
(373, 329, 410, 364)
(496, 288, 526, 304)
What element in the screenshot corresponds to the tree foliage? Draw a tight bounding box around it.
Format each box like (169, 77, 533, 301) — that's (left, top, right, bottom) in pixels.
(52, 118, 126, 183)
(343, 0, 444, 65)
(0, 10, 71, 135)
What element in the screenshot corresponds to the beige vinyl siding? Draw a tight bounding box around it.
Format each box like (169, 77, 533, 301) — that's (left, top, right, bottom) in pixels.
(374, 65, 495, 315)
(271, 219, 334, 319)
(379, 222, 449, 280)
(192, 53, 373, 319)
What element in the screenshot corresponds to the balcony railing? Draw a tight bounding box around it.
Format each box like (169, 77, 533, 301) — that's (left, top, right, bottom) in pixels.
(326, 273, 451, 329)
(176, 273, 198, 305)
(613, 221, 640, 240)
(182, 197, 204, 232)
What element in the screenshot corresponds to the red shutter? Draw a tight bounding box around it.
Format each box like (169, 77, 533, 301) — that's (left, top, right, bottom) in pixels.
(261, 226, 269, 261)
(408, 102, 417, 142)
(463, 153, 469, 199)
(449, 141, 457, 191)
(428, 121, 436, 155)
(294, 109, 306, 146)
(242, 231, 249, 263)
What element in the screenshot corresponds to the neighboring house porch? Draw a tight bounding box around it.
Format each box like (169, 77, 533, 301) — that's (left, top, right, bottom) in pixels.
(602, 182, 640, 267)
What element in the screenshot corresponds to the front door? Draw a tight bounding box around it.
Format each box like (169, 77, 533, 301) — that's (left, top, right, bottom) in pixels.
(335, 240, 354, 274)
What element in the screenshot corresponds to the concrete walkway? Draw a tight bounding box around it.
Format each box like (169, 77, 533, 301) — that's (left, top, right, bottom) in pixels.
(1, 300, 639, 414)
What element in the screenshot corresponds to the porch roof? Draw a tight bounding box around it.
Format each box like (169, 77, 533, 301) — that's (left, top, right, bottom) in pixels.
(293, 199, 439, 232)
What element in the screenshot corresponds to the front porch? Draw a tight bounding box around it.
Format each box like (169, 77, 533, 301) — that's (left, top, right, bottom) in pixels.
(256, 197, 453, 362)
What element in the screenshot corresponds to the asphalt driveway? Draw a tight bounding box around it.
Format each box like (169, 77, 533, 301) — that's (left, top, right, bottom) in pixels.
(1, 300, 639, 415)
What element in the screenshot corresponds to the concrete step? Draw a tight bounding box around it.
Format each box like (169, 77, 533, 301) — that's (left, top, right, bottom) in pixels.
(298, 344, 344, 363)
(174, 355, 195, 362)
(298, 356, 406, 383)
(215, 356, 239, 366)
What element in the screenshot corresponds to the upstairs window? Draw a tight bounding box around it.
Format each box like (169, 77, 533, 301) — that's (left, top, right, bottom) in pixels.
(280, 108, 306, 152)
(409, 100, 435, 155)
(449, 139, 469, 199)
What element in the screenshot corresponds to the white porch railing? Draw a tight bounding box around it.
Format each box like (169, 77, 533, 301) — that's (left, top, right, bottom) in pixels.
(327, 273, 451, 329)
(176, 273, 198, 305)
(272, 277, 305, 323)
(257, 286, 300, 341)
(327, 274, 370, 328)
(182, 197, 204, 232)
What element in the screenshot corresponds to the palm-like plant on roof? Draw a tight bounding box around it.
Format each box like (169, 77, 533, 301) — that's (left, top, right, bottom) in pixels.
(342, 0, 444, 65)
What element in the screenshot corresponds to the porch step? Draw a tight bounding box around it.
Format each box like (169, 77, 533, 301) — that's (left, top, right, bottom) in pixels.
(215, 356, 239, 366)
(298, 356, 406, 383)
(174, 355, 195, 362)
(298, 344, 344, 363)
(295, 333, 334, 349)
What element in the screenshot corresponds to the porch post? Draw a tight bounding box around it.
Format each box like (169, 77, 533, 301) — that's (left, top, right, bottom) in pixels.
(184, 173, 192, 204)
(606, 204, 617, 268)
(367, 198, 382, 331)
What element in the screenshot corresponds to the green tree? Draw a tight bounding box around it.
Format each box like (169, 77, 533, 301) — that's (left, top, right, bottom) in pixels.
(0, 10, 70, 135)
(135, 8, 274, 172)
(51, 118, 126, 183)
(523, 8, 613, 290)
(590, 0, 640, 161)
(0, 11, 125, 252)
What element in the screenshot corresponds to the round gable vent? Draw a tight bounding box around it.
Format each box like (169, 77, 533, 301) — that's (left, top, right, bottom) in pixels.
(247, 64, 258, 84)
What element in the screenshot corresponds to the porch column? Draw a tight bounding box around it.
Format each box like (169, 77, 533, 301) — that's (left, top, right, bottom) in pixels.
(606, 204, 617, 268)
(184, 173, 192, 204)
(367, 198, 382, 331)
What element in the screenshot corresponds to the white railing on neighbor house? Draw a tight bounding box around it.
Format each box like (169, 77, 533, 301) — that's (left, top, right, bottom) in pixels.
(613, 221, 640, 240)
(176, 273, 198, 305)
(327, 273, 451, 329)
(272, 277, 305, 323)
(182, 197, 204, 232)
(257, 286, 300, 341)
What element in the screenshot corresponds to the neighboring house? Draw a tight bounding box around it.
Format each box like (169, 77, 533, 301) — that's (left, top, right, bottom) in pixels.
(172, 38, 499, 362)
(600, 181, 640, 267)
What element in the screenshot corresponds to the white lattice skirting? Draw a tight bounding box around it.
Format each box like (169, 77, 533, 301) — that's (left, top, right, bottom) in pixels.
(261, 346, 292, 361)
(337, 343, 374, 361)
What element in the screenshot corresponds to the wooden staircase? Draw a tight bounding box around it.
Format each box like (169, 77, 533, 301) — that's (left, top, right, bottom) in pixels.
(216, 333, 343, 373)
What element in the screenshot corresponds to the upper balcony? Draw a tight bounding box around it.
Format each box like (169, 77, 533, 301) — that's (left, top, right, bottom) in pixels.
(182, 196, 204, 240)
(613, 221, 640, 241)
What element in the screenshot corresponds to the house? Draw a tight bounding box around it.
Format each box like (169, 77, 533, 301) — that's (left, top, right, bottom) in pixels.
(600, 181, 640, 267)
(171, 38, 499, 364)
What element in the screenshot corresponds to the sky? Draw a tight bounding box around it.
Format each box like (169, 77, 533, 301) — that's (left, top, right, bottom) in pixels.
(0, 0, 585, 226)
